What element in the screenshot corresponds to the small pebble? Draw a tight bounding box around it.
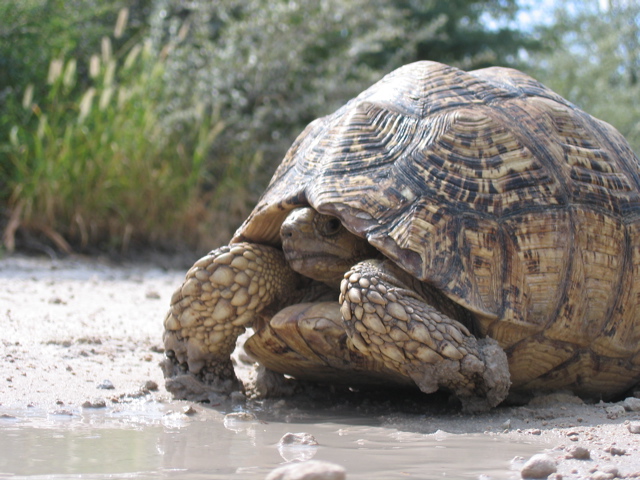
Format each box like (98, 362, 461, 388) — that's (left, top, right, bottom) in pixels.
(520, 454, 557, 479)
(224, 412, 255, 421)
(265, 460, 346, 480)
(145, 290, 161, 299)
(590, 472, 614, 480)
(182, 405, 198, 416)
(97, 379, 115, 390)
(565, 445, 590, 460)
(604, 405, 625, 419)
(82, 399, 106, 408)
(143, 380, 158, 392)
(51, 409, 75, 416)
(590, 466, 618, 480)
(627, 422, 640, 434)
(223, 411, 257, 432)
(604, 445, 626, 456)
(622, 396, 640, 412)
(279, 432, 319, 446)
(278, 432, 319, 462)
(501, 419, 511, 430)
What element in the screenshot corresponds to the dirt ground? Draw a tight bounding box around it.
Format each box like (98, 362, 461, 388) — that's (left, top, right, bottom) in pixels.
(1, 253, 640, 479)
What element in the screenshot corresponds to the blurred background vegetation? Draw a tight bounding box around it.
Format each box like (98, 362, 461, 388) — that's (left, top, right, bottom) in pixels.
(1, 0, 638, 259)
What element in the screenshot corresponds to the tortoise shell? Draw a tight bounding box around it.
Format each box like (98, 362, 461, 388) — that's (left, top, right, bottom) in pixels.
(232, 61, 640, 395)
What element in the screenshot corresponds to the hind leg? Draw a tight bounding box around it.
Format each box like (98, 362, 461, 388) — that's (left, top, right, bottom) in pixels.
(245, 302, 412, 392)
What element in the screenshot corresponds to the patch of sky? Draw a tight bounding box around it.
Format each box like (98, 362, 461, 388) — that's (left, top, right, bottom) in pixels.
(480, 0, 611, 32)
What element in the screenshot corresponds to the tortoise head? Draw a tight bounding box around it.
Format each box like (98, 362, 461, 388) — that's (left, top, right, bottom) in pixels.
(280, 207, 377, 288)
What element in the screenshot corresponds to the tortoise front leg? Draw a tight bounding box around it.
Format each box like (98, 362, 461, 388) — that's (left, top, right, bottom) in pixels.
(340, 259, 510, 412)
(161, 242, 298, 400)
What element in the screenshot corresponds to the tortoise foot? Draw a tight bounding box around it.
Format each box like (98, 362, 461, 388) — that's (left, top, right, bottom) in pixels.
(161, 243, 298, 400)
(340, 259, 511, 411)
(160, 348, 241, 401)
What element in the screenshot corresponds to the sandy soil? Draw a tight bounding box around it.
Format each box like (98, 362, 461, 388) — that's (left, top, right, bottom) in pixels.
(1, 254, 640, 479)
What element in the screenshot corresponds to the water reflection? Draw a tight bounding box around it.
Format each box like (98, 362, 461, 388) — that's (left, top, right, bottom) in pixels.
(0, 401, 546, 479)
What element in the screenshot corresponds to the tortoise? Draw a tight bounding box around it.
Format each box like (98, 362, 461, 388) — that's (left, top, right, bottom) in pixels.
(162, 61, 640, 412)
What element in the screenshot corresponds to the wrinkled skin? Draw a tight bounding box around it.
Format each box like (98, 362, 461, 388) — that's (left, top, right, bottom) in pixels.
(162, 207, 510, 412)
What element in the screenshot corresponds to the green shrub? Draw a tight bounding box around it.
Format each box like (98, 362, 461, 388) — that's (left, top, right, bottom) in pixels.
(528, 1, 640, 154)
(2, 18, 232, 254)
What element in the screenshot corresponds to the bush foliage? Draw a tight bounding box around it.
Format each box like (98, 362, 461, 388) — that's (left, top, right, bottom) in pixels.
(2, 10, 223, 253)
(529, 0, 640, 153)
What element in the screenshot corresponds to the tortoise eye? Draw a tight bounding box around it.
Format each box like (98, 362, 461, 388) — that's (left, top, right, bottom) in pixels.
(320, 217, 342, 236)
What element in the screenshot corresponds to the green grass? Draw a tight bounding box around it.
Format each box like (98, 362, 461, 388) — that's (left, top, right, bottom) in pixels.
(1, 19, 251, 254)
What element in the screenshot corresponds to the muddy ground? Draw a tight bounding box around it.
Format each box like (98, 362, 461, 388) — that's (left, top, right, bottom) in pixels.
(1, 254, 640, 479)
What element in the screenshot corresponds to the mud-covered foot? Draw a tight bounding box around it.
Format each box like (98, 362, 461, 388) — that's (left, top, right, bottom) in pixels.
(162, 243, 299, 400)
(340, 259, 510, 412)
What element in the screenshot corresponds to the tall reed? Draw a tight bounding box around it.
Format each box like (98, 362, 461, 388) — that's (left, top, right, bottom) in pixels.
(3, 12, 231, 254)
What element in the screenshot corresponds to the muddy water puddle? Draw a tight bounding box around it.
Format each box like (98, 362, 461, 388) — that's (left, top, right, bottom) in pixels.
(0, 400, 546, 479)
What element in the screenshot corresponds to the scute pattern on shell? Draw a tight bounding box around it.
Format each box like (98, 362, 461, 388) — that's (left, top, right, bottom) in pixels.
(233, 61, 640, 395)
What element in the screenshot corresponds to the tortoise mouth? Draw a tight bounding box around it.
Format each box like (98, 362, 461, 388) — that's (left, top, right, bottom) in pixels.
(283, 248, 353, 287)
(284, 250, 350, 270)
(281, 235, 355, 263)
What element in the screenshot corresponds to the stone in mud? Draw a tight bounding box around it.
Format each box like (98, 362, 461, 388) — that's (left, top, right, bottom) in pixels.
(278, 433, 319, 463)
(82, 398, 106, 408)
(628, 423, 640, 434)
(143, 380, 159, 392)
(279, 432, 319, 446)
(565, 445, 590, 460)
(520, 453, 557, 479)
(223, 411, 258, 433)
(590, 472, 614, 480)
(182, 405, 198, 415)
(97, 379, 115, 390)
(225, 411, 256, 421)
(265, 460, 346, 480)
(604, 404, 625, 419)
(590, 465, 618, 480)
(622, 397, 640, 412)
(605, 445, 626, 456)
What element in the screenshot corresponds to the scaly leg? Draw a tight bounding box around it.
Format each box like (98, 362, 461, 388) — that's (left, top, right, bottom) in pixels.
(161, 242, 299, 400)
(245, 302, 412, 393)
(340, 259, 510, 412)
